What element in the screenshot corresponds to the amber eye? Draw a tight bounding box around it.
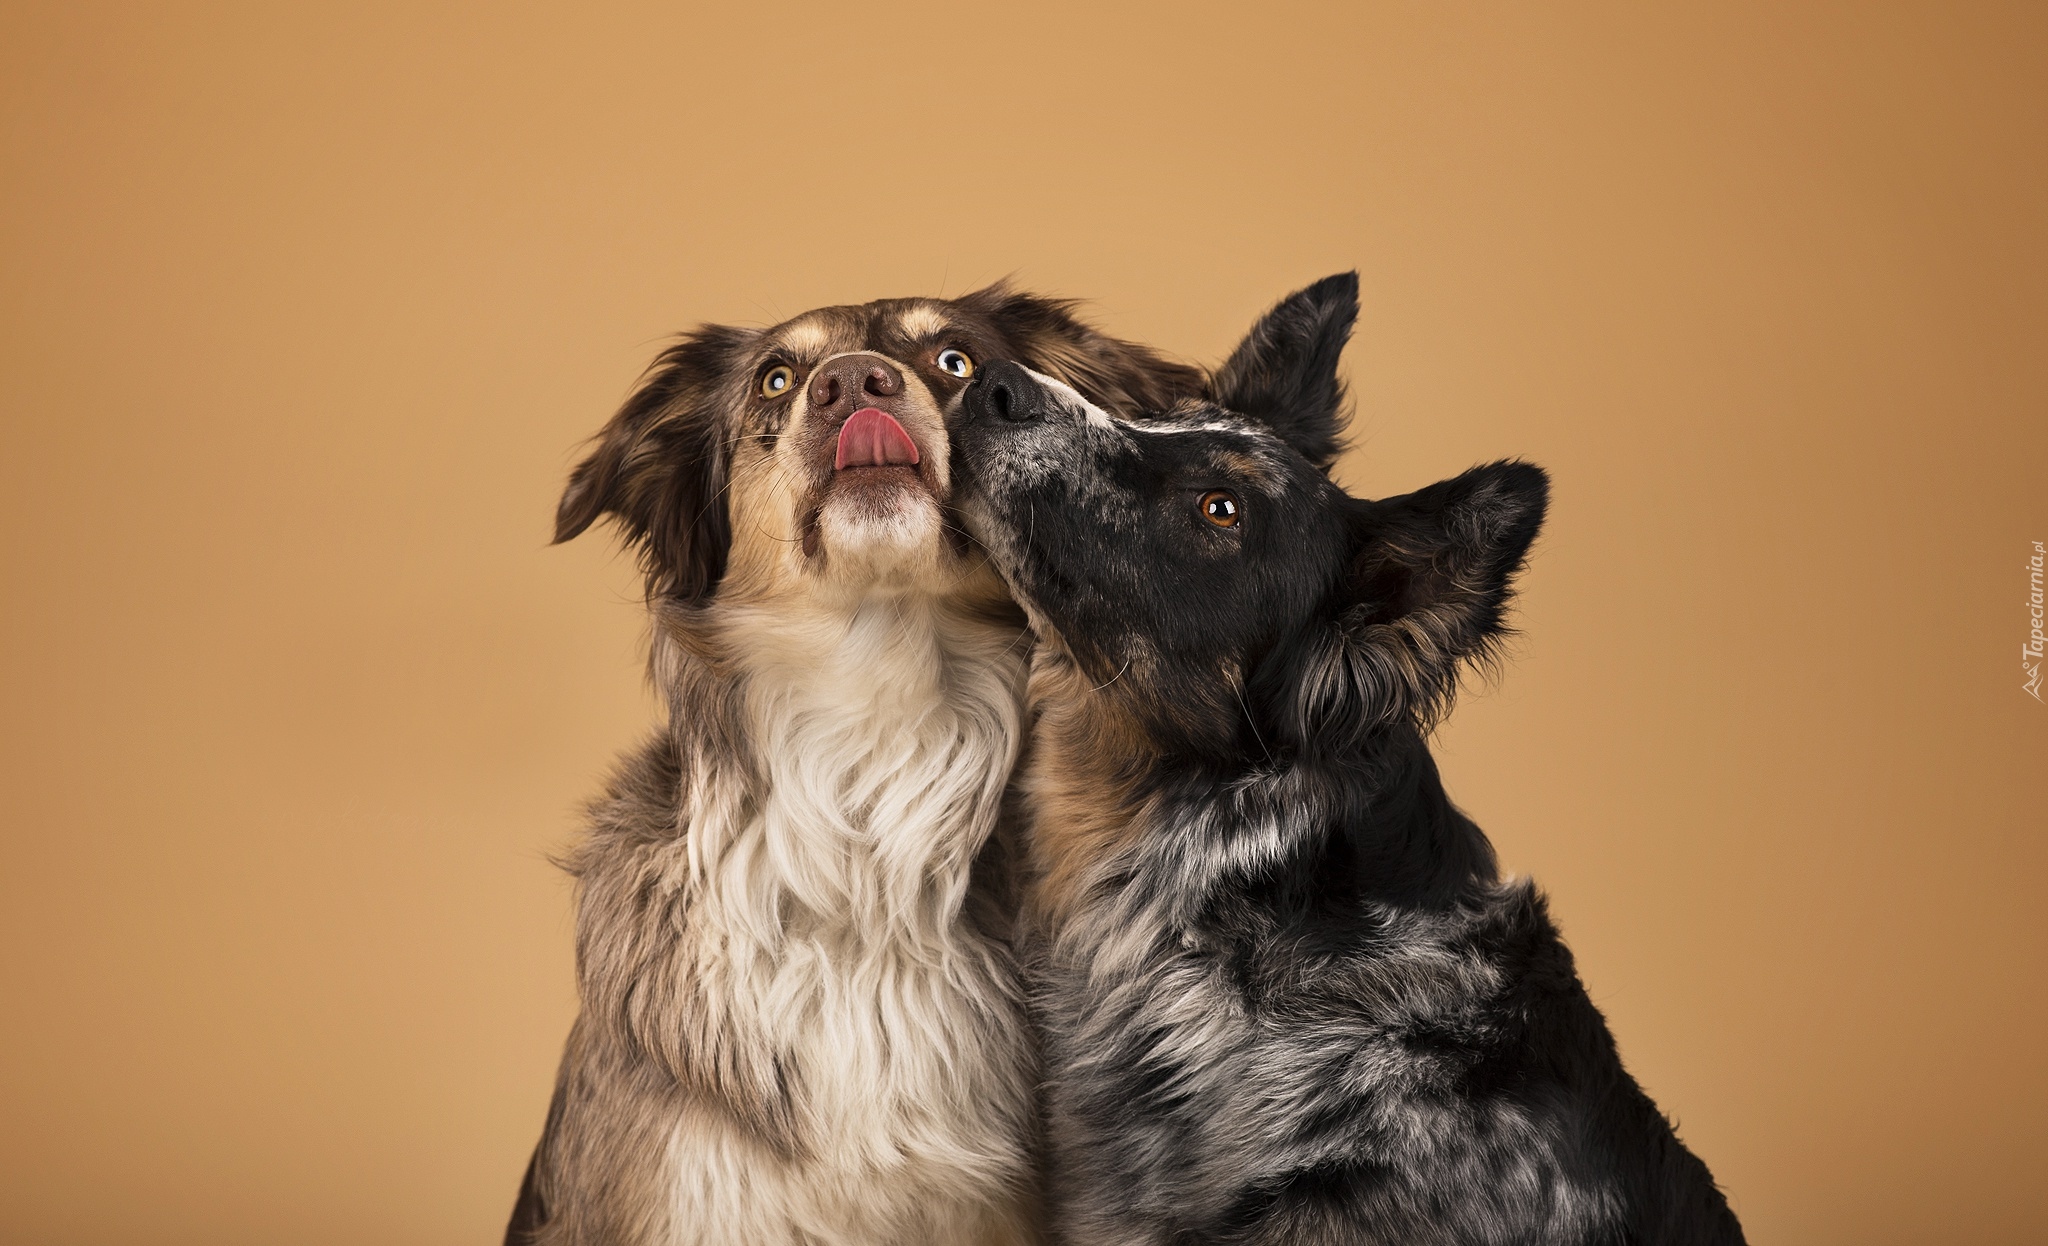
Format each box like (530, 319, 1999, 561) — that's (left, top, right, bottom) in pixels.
(1199, 490, 1241, 528)
(936, 348, 974, 379)
(760, 365, 796, 398)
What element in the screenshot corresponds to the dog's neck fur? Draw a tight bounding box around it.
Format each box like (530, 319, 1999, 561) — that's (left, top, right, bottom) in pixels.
(644, 585, 1031, 1159)
(687, 590, 1025, 941)
(1295, 728, 1502, 909)
(1028, 664, 1501, 955)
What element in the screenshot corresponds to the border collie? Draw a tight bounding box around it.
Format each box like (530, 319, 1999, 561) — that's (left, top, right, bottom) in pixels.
(508, 286, 1202, 1246)
(953, 275, 1745, 1245)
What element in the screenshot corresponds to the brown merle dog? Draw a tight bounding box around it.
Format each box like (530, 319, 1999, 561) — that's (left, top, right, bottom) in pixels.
(509, 286, 1200, 1246)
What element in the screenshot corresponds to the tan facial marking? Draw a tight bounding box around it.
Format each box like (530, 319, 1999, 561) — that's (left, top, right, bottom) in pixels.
(776, 318, 833, 358)
(1213, 450, 1279, 491)
(896, 304, 948, 341)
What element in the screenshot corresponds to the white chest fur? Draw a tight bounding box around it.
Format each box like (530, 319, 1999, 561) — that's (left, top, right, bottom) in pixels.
(660, 596, 1035, 1244)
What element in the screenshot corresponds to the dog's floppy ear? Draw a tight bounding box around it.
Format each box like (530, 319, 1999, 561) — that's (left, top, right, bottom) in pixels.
(959, 281, 1207, 414)
(1281, 461, 1548, 748)
(1210, 272, 1359, 471)
(555, 325, 750, 601)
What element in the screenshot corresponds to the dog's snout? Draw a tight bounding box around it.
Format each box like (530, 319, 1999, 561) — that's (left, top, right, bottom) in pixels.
(964, 360, 1051, 425)
(809, 354, 904, 419)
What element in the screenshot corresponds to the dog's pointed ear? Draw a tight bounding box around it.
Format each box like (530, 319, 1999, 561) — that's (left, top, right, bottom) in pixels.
(1283, 461, 1548, 747)
(554, 325, 748, 602)
(1211, 272, 1359, 471)
(959, 281, 1207, 413)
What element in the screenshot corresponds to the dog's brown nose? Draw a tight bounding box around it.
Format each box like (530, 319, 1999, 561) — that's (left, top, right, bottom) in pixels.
(808, 353, 903, 417)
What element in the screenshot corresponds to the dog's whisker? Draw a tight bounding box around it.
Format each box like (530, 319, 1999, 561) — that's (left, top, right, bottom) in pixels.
(1091, 660, 1131, 694)
(1230, 679, 1273, 767)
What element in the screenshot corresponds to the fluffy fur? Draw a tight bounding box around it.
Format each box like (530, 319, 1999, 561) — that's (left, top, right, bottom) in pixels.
(510, 287, 1204, 1246)
(953, 274, 1746, 1245)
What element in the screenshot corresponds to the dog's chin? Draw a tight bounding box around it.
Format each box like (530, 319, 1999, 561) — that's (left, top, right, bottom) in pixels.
(954, 491, 1037, 596)
(811, 467, 949, 589)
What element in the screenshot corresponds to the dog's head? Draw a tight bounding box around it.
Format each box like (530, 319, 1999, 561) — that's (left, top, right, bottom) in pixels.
(956, 273, 1548, 759)
(557, 285, 1203, 608)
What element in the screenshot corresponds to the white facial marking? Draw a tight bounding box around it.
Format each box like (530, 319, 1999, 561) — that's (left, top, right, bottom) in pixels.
(1018, 364, 1116, 429)
(1124, 417, 1257, 437)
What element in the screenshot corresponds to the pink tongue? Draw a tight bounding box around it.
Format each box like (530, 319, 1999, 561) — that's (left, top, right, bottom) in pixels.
(834, 407, 921, 470)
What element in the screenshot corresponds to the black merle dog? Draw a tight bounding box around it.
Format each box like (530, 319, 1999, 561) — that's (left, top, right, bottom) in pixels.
(953, 275, 1744, 1246)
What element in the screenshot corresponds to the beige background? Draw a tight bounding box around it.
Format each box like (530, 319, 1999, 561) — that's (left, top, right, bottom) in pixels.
(3, 3, 2043, 1243)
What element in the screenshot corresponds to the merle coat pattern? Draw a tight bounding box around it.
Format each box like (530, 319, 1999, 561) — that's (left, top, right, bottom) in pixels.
(953, 275, 1745, 1246)
(510, 285, 1204, 1246)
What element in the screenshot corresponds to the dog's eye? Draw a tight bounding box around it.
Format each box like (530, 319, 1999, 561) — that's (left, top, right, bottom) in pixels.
(1199, 491, 1241, 529)
(760, 365, 796, 398)
(936, 348, 974, 379)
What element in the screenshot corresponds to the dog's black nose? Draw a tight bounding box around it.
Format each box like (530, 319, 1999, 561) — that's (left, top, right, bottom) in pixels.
(964, 359, 1052, 425)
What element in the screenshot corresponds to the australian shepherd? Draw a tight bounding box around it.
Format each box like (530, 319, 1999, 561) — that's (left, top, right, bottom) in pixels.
(508, 286, 1202, 1246)
(952, 274, 1746, 1245)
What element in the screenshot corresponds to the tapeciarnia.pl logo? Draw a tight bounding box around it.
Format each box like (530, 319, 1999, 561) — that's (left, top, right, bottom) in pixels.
(2026, 540, 2045, 702)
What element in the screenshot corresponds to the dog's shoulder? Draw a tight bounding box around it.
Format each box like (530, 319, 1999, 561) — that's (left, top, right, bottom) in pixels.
(574, 731, 691, 859)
